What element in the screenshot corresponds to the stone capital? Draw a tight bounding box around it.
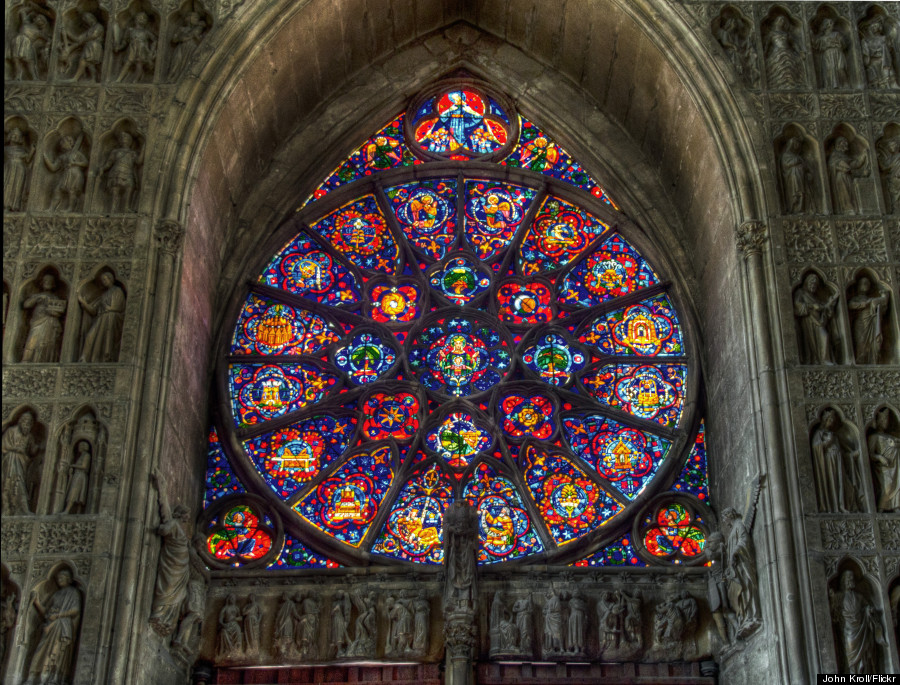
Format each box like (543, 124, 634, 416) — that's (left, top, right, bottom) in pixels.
(155, 220, 185, 256)
(736, 220, 768, 258)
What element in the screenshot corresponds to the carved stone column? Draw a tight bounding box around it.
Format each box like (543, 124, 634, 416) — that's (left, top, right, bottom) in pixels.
(442, 502, 478, 685)
(109, 219, 185, 681)
(735, 220, 810, 682)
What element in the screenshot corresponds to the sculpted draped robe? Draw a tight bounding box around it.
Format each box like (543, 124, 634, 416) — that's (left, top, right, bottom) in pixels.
(149, 517, 190, 634)
(27, 585, 82, 683)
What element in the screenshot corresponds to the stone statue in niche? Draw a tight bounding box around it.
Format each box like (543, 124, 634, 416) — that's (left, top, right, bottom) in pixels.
(653, 588, 698, 658)
(79, 270, 126, 362)
(848, 276, 890, 364)
(22, 273, 67, 363)
(241, 594, 261, 655)
(168, 10, 208, 80)
(541, 588, 564, 656)
(566, 590, 587, 655)
(860, 18, 899, 90)
(780, 136, 813, 214)
(8, 2, 52, 81)
(387, 593, 414, 656)
(296, 593, 319, 659)
(329, 591, 350, 658)
(489, 592, 519, 655)
(830, 571, 886, 674)
(869, 408, 900, 512)
(706, 531, 733, 642)
(2, 411, 39, 516)
(53, 412, 103, 514)
(273, 592, 296, 657)
(148, 471, 191, 636)
(722, 475, 763, 640)
(43, 134, 88, 213)
(172, 535, 208, 657)
(715, 12, 759, 87)
(115, 12, 156, 82)
(828, 136, 870, 215)
(596, 590, 621, 654)
(412, 590, 429, 653)
(877, 137, 900, 214)
(101, 131, 143, 213)
(1, 574, 19, 675)
(24, 568, 82, 685)
(812, 409, 863, 513)
(346, 589, 376, 658)
(443, 502, 477, 613)
(813, 18, 849, 89)
(511, 594, 532, 654)
(61, 12, 105, 82)
(5, 124, 35, 212)
(216, 594, 242, 659)
(794, 272, 839, 364)
(764, 16, 805, 89)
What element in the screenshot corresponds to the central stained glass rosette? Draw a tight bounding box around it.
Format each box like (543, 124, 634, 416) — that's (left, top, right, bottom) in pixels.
(221, 87, 694, 566)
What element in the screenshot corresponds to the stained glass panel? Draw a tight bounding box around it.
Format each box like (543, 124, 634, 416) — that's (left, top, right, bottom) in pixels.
(497, 279, 555, 324)
(427, 255, 492, 306)
(578, 293, 684, 357)
(518, 196, 609, 275)
(204, 427, 245, 508)
(207, 503, 274, 564)
(412, 90, 511, 157)
(425, 411, 493, 469)
(499, 391, 557, 441)
(332, 331, 398, 385)
(268, 532, 341, 569)
(520, 332, 587, 386)
(573, 536, 646, 567)
(463, 180, 538, 261)
(231, 294, 340, 356)
(670, 422, 710, 501)
(580, 363, 687, 428)
(386, 179, 458, 261)
(559, 233, 658, 308)
(309, 195, 399, 274)
(641, 500, 707, 560)
(228, 362, 339, 428)
(360, 391, 421, 442)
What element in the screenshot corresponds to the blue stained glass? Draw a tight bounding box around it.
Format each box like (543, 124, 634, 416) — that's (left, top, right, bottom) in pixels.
(580, 363, 686, 428)
(559, 233, 658, 308)
(412, 90, 511, 157)
(309, 195, 400, 274)
(578, 292, 684, 357)
(204, 427, 245, 508)
(386, 179, 458, 261)
(228, 362, 339, 428)
(268, 532, 341, 569)
(518, 196, 609, 275)
(231, 294, 341, 356)
(670, 421, 711, 502)
(520, 332, 587, 387)
(332, 331, 398, 385)
(463, 180, 538, 261)
(573, 537, 647, 567)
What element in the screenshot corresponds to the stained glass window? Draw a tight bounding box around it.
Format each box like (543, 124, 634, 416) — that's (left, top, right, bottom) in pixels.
(206, 81, 706, 568)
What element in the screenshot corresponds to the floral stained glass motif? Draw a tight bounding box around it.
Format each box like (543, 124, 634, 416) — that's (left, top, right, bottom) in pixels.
(295, 445, 394, 547)
(412, 90, 511, 157)
(207, 503, 274, 564)
(204, 428, 245, 508)
(497, 280, 555, 325)
(309, 195, 399, 274)
(259, 232, 361, 306)
(500, 392, 556, 441)
(386, 179, 458, 261)
(518, 196, 609, 275)
(242, 414, 355, 499)
(670, 422, 710, 501)
(361, 392, 420, 442)
(578, 293, 684, 357)
(428, 255, 492, 306)
(231, 294, 340, 356)
(641, 500, 707, 561)
(408, 315, 511, 397)
(522, 446, 620, 545)
(562, 414, 671, 499)
(372, 465, 454, 564)
(305, 115, 417, 205)
(332, 331, 398, 385)
(229, 362, 339, 427)
(521, 332, 587, 386)
(463, 462, 544, 563)
(463, 180, 538, 261)
(580, 363, 686, 428)
(368, 281, 423, 323)
(425, 412, 493, 469)
(559, 233, 658, 308)
(269, 532, 340, 569)
(501, 116, 616, 206)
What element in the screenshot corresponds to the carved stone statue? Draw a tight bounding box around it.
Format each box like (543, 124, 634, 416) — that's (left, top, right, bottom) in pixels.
(848, 276, 889, 364)
(413, 590, 429, 653)
(5, 124, 34, 211)
(814, 19, 849, 89)
(102, 131, 142, 213)
(148, 471, 191, 636)
(812, 409, 863, 513)
(241, 594, 261, 655)
(542, 589, 564, 656)
(216, 594, 242, 659)
(53, 413, 101, 515)
(622, 589, 642, 651)
(722, 476, 763, 639)
(860, 18, 899, 89)
(329, 591, 350, 658)
(654, 589, 698, 657)
(297, 594, 319, 659)
(878, 137, 900, 214)
(443, 502, 477, 613)
(715, 13, 758, 86)
(22, 274, 66, 363)
(2, 411, 38, 515)
(347, 589, 376, 658)
(567, 591, 587, 654)
(61, 12, 104, 82)
(172, 536, 208, 657)
(511, 594, 532, 654)
(168, 11, 208, 80)
(780, 136, 812, 214)
(706, 531, 732, 642)
(43, 134, 88, 212)
(794, 273, 839, 364)
(79, 271, 126, 362)
(489, 592, 518, 655)
(869, 409, 900, 512)
(9, 2, 52, 81)
(24, 569, 82, 685)
(115, 12, 156, 82)
(828, 136, 869, 215)
(1, 586, 18, 675)
(273, 593, 296, 657)
(831, 571, 886, 674)
(597, 591, 621, 653)
(764, 16, 804, 89)
(387, 594, 413, 656)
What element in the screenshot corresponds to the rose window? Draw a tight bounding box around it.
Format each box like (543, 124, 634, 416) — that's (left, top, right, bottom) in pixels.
(206, 81, 705, 568)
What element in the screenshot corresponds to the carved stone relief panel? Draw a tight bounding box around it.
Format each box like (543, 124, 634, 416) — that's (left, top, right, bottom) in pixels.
(711, 5, 760, 88)
(846, 268, 896, 364)
(858, 370, 900, 400)
(880, 517, 900, 549)
(820, 518, 877, 550)
(4, 116, 37, 213)
(867, 406, 900, 512)
(40, 117, 91, 213)
(60, 367, 116, 396)
(783, 219, 834, 263)
(5, 85, 46, 114)
(22, 216, 81, 259)
(858, 7, 900, 91)
(112, 2, 160, 83)
(95, 119, 144, 213)
(802, 369, 855, 399)
(165, 1, 212, 82)
(810, 406, 866, 513)
(0, 565, 20, 683)
(5, 1, 55, 82)
(876, 123, 900, 214)
(1, 407, 48, 517)
(825, 124, 875, 215)
(16, 266, 68, 364)
(829, 560, 889, 674)
(835, 220, 889, 263)
(81, 217, 140, 256)
(761, 7, 808, 90)
(776, 124, 821, 214)
(793, 268, 845, 364)
(48, 407, 107, 514)
(810, 6, 855, 90)
(58, 3, 109, 83)
(74, 265, 126, 363)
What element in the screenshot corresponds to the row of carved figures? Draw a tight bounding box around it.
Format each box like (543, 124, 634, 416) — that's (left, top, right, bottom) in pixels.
(4, 266, 126, 364)
(5, 0, 210, 83)
(810, 405, 900, 514)
(713, 4, 900, 91)
(793, 268, 896, 365)
(778, 124, 900, 216)
(2, 406, 106, 518)
(5, 117, 144, 214)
